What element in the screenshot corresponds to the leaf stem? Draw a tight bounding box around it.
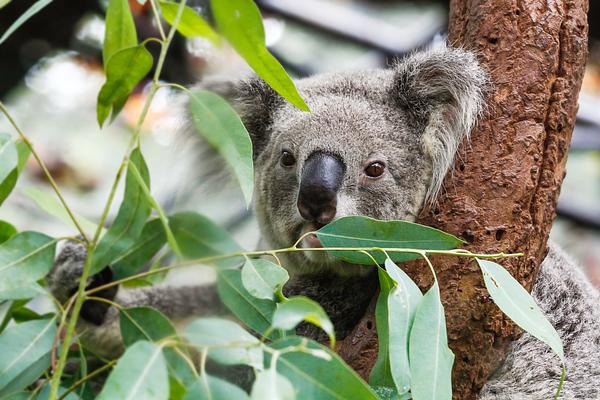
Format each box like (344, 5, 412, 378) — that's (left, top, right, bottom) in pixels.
(58, 359, 117, 400)
(0, 101, 89, 242)
(49, 2, 189, 397)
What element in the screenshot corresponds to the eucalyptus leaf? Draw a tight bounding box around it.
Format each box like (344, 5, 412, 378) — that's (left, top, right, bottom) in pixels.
(91, 148, 151, 275)
(22, 186, 100, 236)
(241, 258, 289, 301)
(0, 136, 18, 206)
(217, 269, 278, 338)
(251, 367, 295, 400)
(112, 219, 166, 279)
(477, 259, 565, 362)
(385, 258, 423, 396)
(120, 307, 196, 386)
(103, 0, 137, 66)
(269, 337, 378, 400)
(170, 211, 243, 267)
(183, 317, 262, 369)
(188, 90, 254, 205)
(272, 296, 335, 346)
(0, 220, 16, 245)
(369, 269, 395, 389)
(0, 232, 55, 296)
(409, 281, 454, 400)
(210, 0, 309, 111)
(315, 216, 464, 265)
(0, 283, 46, 301)
(0, 301, 11, 333)
(160, 1, 220, 44)
(98, 341, 168, 400)
(184, 375, 249, 400)
(97, 45, 153, 126)
(0, 0, 52, 45)
(15, 138, 30, 173)
(0, 317, 56, 394)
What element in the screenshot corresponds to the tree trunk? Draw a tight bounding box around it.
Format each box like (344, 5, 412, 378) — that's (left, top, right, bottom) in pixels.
(336, 1, 589, 399)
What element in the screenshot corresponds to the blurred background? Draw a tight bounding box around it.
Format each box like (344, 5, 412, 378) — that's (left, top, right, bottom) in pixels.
(0, 0, 599, 288)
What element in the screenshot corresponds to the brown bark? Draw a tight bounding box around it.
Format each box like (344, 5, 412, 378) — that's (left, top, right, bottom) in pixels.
(337, 1, 589, 399)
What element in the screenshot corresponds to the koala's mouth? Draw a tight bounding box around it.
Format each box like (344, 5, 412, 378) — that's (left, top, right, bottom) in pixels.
(299, 222, 327, 249)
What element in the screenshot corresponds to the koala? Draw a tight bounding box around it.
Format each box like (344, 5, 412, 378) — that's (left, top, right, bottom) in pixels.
(46, 45, 600, 398)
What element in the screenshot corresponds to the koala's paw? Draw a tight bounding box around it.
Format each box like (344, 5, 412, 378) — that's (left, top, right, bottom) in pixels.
(47, 239, 118, 325)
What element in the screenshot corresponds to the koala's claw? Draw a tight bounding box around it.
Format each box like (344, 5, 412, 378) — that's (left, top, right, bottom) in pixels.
(47, 240, 118, 325)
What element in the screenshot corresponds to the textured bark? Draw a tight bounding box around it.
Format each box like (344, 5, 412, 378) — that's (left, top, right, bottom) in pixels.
(337, 1, 589, 399)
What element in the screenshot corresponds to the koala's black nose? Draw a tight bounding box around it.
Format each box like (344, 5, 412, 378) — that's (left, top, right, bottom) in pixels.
(297, 152, 345, 224)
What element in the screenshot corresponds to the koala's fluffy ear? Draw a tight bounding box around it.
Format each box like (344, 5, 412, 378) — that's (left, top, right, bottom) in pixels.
(392, 45, 489, 204)
(199, 77, 282, 159)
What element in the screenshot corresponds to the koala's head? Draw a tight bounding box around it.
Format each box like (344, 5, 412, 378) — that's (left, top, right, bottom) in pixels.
(210, 46, 487, 276)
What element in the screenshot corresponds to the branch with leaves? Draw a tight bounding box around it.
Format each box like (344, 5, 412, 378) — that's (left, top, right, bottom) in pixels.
(0, 0, 566, 400)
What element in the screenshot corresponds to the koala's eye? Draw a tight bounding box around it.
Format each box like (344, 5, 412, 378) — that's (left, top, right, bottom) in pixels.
(365, 162, 385, 178)
(280, 150, 296, 167)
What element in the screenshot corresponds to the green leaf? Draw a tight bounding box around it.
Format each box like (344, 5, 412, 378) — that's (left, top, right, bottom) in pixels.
(0, 232, 56, 296)
(98, 341, 168, 400)
(97, 45, 152, 127)
(22, 187, 100, 236)
(408, 281, 454, 400)
(217, 269, 277, 337)
(188, 90, 254, 205)
(369, 269, 394, 388)
(0, 283, 45, 301)
(169, 211, 243, 268)
(0, 135, 19, 207)
(251, 367, 295, 400)
(477, 259, 565, 362)
(34, 383, 80, 400)
(272, 297, 335, 346)
(0, 220, 17, 245)
(315, 216, 464, 265)
(102, 0, 138, 66)
(159, 1, 220, 44)
(126, 159, 182, 258)
(241, 258, 289, 301)
(385, 258, 423, 396)
(0, 317, 56, 395)
(184, 375, 249, 400)
(120, 307, 196, 386)
(0, 301, 12, 333)
(0, 0, 52, 45)
(269, 337, 378, 400)
(112, 219, 166, 279)
(183, 317, 262, 369)
(91, 148, 152, 275)
(14, 139, 30, 173)
(210, 0, 309, 112)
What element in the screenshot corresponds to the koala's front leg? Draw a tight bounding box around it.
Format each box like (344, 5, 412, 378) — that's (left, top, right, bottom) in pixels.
(46, 241, 225, 359)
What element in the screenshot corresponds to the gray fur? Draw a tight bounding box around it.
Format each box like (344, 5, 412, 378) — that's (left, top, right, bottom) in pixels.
(45, 45, 600, 397)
